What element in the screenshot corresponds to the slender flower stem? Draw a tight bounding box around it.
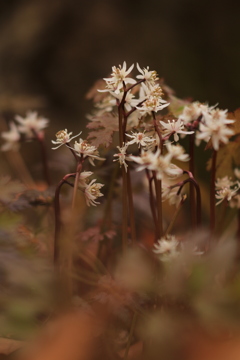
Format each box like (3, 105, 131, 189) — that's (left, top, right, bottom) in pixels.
(122, 167, 128, 251)
(152, 111, 163, 239)
(71, 158, 83, 209)
(126, 168, 136, 244)
(152, 111, 163, 151)
(181, 170, 202, 227)
(118, 102, 128, 250)
(153, 173, 163, 239)
(210, 150, 217, 233)
(66, 143, 79, 161)
(146, 169, 159, 239)
(189, 133, 196, 229)
(118, 106, 124, 145)
(54, 173, 76, 265)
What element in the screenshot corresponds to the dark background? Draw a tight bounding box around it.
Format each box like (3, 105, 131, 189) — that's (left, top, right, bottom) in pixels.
(0, 0, 239, 134)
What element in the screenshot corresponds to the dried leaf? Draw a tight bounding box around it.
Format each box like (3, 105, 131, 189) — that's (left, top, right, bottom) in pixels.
(206, 141, 240, 178)
(87, 113, 118, 147)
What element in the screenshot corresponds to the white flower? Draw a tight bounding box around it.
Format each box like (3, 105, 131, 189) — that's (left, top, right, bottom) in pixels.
(215, 176, 234, 190)
(78, 171, 93, 188)
(165, 142, 190, 162)
(102, 62, 136, 94)
(160, 118, 194, 142)
(113, 144, 129, 172)
(136, 97, 169, 116)
(179, 102, 203, 125)
(51, 129, 82, 149)
(140, 82, 163, 99)
(73, 138, 105, 166)
(15, 111, 49, 137)
(197, 109, 235, 150)
(126, 131, 155, 148)
(153, 235, 180, 261)
(1, 122, 20, 151)
(136, 63, 159, 86)
(84, 179, 104, 206)
(215, 185, 239, 205)
(109, 90, 137, 111)
(129, 149, 183, 180)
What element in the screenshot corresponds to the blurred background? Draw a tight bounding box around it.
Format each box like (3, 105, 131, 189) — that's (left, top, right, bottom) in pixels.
(0, 0, 239, 134)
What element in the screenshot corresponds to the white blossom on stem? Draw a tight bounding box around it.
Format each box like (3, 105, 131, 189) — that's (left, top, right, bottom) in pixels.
(179, 102, 204, 125)
(15, 111, 49, 138)
(126, 131, 155, 148)
(109, 90, 137, 111)
(165, 142, 190, 162)
(102, 62, 135, 94)
(160, 118, 194, 142)
(73, 138, 105, 166)
(113, 143, 129, 172)
(78, 171, 93, 188)
(197, 109, 235, 150)
(136, 97, 169, 116)
(129, 149, 183, 180)
(153, 235, 180, 261)
(215, 176, 234, 190)
(52, 129, 82, 149)
(136, 63, 159, 86)
(84, 179, 104, 206)
(1, 122, 20, 151)
(215, 184, 239, 205)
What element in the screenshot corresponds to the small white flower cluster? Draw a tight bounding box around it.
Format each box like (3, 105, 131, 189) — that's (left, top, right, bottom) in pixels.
(78, 172, 104, 206)
(52, 130, 105, 206)
(52, 129, 105, 166)
(196, 108, 235, 150)
(99, 61, 168, 118)
(128, 141, 189, 180)
(1, 111, 49, 151)
(177, 102, 235, 150)
(215, 175, 240, 206)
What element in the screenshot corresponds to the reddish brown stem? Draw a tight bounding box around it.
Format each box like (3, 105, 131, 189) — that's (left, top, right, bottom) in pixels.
(146, 169, 159, 240)
(54, 173, 76, 265)
(189, 133, 196, 229)
(210, 150, 217, 233)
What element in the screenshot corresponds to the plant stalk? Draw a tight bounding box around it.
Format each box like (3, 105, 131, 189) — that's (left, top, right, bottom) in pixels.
(210, 150, 217, 233)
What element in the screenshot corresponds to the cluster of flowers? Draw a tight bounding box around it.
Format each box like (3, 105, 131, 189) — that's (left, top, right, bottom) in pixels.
(178, 101, 235, 150)
(52, 129, 105, 206)
(0, 61, 237, 263)
(1, 111, 49, 151)
(215, 171, 240, 207)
